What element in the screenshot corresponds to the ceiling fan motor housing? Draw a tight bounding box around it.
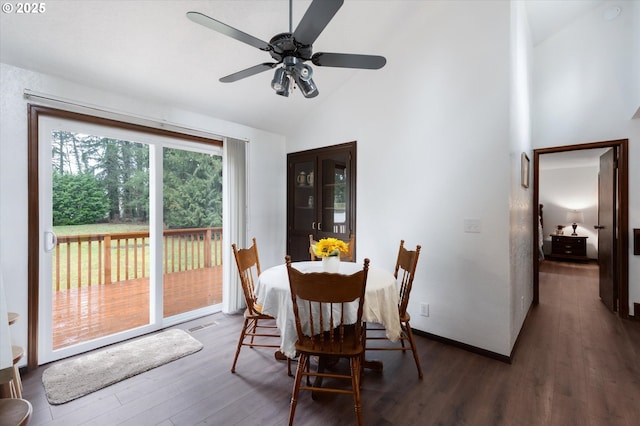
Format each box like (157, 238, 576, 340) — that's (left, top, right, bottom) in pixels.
(269, 33, 313, 61)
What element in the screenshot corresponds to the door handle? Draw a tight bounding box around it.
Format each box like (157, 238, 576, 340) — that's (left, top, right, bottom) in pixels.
(44, 230, 57, 252)
(594, 225, 605, 230)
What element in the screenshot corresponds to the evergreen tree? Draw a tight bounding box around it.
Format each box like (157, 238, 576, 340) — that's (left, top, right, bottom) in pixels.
(52, 171, 109, 225)
(50, 130, 220, 228)
(163, 149, 222, 228)
(98, 139, 122, 220)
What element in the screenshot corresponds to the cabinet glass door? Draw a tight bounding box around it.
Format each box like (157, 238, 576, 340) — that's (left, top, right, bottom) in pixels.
(319, 154, 349, 237)
(292, 160, 316, 232)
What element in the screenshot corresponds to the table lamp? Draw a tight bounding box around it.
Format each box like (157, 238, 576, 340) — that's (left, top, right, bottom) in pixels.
(566, 210, 584, 236)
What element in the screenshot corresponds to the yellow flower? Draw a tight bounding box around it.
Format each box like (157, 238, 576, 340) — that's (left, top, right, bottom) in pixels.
(313, 238, 349, 257)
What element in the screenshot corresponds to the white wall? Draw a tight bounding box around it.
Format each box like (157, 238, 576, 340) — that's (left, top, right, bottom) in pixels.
(532, 1, 640, 313)
(508, 0, 534, 350)
(539, 165, 600, 259)
(0, 63, 287, 363)
(287, 1, 517, 356)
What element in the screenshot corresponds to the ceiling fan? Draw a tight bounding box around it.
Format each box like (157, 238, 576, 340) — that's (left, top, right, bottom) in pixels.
(186, 0, 386, 98)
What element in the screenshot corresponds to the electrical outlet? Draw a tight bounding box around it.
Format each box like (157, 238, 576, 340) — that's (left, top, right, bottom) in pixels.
(464, 218, 481, 233)
(420, 303, 429, 317)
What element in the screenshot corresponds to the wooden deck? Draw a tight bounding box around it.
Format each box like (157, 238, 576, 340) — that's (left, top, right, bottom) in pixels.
(52, 266, 222, 349)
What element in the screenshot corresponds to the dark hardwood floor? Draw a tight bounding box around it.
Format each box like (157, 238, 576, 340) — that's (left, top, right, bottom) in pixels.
(19, 260, 640, 425)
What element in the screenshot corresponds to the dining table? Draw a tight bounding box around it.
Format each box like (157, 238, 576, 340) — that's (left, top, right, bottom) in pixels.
(255, 260, 401, 363)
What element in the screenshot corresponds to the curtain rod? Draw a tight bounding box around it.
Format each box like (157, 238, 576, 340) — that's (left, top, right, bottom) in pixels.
(23, 89, 249, 142)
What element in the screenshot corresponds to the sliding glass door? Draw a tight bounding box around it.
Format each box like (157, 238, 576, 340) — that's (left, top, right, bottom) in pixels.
(37, 115, 222, 364)
(161, 147, 223, 318)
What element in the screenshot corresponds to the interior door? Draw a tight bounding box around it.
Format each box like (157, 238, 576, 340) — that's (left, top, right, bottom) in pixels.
(597, 148, 616, 312)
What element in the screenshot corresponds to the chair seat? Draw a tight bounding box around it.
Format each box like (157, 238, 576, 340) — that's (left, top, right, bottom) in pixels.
(0, 398, 32, 426)
(243, 307, 273, 320)
(12, 345, 24, 364)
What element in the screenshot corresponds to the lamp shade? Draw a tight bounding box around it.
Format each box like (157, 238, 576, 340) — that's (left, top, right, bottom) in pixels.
(566, 210, 584, 224)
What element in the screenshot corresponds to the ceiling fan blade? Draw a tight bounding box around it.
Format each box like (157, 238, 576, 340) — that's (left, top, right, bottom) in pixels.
(293, 0, 343, 46)
(219, 63, 278, 83)
(311, 52, 387, 70)
(187, 11, 271, 51)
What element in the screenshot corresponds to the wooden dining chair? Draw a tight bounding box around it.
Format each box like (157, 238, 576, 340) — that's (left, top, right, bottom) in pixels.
(364, 240, 423, 378)
(3, 311, 24, 398)
(308, 233, 355, 262)
(285, 255, 370, 426)
(231, 238, 289, 374)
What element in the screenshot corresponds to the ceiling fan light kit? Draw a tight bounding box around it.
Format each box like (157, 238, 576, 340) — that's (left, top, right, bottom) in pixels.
(271, 56, 318, 98)
(187, 0, 386, 98)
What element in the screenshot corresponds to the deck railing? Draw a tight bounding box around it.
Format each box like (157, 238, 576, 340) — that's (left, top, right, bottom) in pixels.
(53, 227, 222, 291)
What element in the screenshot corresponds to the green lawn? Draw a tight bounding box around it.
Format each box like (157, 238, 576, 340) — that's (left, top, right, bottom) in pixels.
(52, 223, 222, 290)
(54, 223, 149, 236)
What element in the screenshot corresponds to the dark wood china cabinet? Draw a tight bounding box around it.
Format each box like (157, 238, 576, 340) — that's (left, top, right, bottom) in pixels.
(287, 142, 356, 261)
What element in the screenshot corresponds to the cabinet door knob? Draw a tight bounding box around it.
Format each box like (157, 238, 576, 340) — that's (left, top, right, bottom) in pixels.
(594, 225, 605, 229)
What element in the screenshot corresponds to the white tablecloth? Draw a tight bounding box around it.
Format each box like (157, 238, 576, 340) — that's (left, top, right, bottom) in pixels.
(255, 261, 401, 358)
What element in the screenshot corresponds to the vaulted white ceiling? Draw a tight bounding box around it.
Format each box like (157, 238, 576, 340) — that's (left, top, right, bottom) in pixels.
(0, 0, 608, 134)
(525, 0, 604, 45)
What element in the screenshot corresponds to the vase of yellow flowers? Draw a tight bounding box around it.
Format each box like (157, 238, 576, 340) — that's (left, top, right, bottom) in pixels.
(312, 237, 349, 273)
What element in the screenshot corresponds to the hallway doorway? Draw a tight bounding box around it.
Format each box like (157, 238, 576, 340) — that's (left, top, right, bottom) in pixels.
(533, 139, 629, 318)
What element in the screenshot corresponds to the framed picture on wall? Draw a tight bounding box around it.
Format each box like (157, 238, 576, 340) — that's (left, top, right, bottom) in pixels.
(521, 152, 530, 188)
